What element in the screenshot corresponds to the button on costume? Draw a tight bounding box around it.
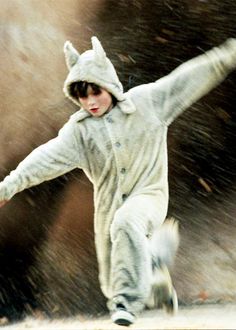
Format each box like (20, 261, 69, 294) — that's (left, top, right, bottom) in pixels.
(1, 36, 236, 320)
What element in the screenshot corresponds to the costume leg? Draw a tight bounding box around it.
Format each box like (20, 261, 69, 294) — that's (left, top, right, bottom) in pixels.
(108, 194, 167, 315)
(146, 218, 179, 314)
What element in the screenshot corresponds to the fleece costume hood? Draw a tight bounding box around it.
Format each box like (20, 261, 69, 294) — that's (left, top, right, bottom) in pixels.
(63, 36, 125, 107)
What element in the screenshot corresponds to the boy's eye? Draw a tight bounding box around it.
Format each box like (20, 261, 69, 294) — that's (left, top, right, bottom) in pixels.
(93, 90, 102, 96)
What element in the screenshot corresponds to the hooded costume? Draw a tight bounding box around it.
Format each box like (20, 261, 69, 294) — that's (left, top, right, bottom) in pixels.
(1, 36, 236, 315)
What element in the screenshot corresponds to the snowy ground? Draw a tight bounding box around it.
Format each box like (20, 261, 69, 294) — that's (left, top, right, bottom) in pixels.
(2, 303, 236, 329)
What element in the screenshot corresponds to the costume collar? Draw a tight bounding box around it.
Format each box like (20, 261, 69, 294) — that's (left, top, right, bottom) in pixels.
(118, 94, 136, 114)
(71, 109, 91, 122)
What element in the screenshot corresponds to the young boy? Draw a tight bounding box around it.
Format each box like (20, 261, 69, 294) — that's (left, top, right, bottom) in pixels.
(0, 36, 236, 326)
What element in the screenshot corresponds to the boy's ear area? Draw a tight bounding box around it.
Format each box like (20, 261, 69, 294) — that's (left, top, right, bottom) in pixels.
(64, 41, 80, 70)
(91, 36, 106, 65)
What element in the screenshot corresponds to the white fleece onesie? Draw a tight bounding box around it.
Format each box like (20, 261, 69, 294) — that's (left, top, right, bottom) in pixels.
(1, 37, 236, 314)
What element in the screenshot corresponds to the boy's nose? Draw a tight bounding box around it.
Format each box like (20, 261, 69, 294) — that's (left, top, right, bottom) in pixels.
(88, 96, 96, 106)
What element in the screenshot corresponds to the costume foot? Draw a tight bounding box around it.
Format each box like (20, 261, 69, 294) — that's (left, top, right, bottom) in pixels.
(163, 287, 178, 314)
(146, 264, 178, 314)
(111, 304, 135, 326)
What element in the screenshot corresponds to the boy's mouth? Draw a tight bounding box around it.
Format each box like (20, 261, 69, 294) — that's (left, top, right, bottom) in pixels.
(90, 107, 99, 113)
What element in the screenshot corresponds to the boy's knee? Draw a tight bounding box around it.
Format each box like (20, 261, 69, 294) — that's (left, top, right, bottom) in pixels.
(110, 210, 133, 241)
(110, 208, 144, 242)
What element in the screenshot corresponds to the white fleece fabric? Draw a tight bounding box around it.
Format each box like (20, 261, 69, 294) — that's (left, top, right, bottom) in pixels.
(1, 37, 236, 314)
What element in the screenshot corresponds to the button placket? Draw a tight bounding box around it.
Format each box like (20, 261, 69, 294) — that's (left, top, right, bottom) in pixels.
(103, 115, 120, 149)
(122, 194, 128, 201)
(104, 115, 127, 202)
(106, 117, 113, 123)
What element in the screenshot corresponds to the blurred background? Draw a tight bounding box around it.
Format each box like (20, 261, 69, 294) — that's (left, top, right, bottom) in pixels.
(0, 0, 235, 321)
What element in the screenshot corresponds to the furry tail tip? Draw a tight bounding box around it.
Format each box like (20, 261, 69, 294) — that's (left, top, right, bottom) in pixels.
(150, 218, 180, 268)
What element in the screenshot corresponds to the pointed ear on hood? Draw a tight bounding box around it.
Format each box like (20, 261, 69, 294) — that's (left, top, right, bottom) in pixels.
(91, 36, 107, 66)
(64, 41, 80, 70)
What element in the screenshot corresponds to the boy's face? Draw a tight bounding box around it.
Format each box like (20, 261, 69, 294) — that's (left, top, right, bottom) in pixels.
(79, 85, 113, 117)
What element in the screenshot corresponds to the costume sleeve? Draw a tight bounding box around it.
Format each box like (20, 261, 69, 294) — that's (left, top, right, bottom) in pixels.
(142, 38, 236, 125)
(0, 119, 86, 201)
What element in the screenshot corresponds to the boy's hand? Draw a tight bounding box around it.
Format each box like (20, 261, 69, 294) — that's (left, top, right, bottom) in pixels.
(0, 200, 7, 208)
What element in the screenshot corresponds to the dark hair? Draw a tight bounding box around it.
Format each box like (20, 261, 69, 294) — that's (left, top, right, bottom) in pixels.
(70, 81, 101, 98)
(69, 81, 117, 105)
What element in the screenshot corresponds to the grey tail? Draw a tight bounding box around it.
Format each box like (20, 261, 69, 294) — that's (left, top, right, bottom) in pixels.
(150, 218, 180, 268)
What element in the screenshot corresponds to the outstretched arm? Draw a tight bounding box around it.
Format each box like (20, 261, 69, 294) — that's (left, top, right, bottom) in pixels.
(132, 38, 236, 125)
(0, 119, 86, 203)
